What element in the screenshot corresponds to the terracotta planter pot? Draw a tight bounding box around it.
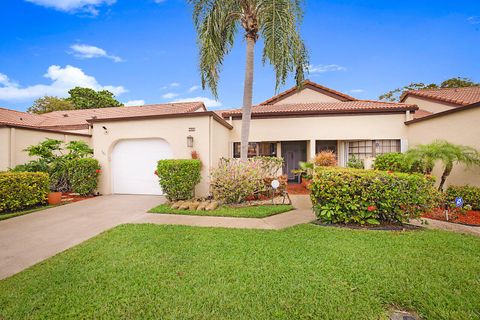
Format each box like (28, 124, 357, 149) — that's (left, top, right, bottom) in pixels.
(47, 192, 62, 205)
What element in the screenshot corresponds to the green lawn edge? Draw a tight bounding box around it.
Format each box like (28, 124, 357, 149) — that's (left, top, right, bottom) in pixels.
(149, 203, 294, 218)
(0, 204, 54, 221)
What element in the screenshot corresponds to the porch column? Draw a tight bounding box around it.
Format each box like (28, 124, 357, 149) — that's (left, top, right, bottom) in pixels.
(308, 139, 316, 160)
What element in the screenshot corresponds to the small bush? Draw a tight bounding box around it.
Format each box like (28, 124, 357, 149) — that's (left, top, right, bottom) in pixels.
(211, 158, 266, 204)
(446, 185, 480, 210)
(0, 172, 50, 212)
(313, 151, 337, 167)
(157, 159, 201, 201)
(310, 167, 439, 225)
(68, 158, 101, 195)
(346, 155, 364, 169)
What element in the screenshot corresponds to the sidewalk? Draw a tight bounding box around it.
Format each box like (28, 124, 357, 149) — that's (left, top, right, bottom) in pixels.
(409, 218, 480, 237)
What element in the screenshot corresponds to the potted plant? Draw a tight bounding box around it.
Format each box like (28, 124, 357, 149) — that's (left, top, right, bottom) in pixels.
(47, 189, 62, 205)
(293, 161, 314, 187)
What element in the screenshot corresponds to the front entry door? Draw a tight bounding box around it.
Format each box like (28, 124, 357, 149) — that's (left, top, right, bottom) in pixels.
(281, 141, 307, 182)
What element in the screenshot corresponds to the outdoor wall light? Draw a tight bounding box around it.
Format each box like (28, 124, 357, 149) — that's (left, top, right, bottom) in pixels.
(102, 126, 108, 135)
(187, 135, 194, 148)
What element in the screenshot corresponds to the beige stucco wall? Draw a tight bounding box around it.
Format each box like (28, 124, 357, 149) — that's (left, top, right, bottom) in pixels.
(403, 96, 457, 114)
(407, 107, 480, 188)
(91, 115, 229, 196)
(230, 113, 409, 143)
(209, 117, 231, 170)
(0, 127, 91, 171)
(272, 87, 342, 105)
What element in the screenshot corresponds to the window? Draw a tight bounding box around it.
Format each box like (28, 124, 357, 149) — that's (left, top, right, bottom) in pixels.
(347, 139, 400, 160)
(233, 142, 277, 158)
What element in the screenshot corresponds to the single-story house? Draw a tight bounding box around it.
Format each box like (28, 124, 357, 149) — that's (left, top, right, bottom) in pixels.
(1, 81, 479, 196)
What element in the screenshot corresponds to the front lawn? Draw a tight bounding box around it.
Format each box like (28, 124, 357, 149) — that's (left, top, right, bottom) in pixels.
(0, 224, 479, 319)
(149, 204, 293, 218)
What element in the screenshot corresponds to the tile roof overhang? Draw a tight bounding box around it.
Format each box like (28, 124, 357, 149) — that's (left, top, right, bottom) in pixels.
(222, 100, 418, 119)
(400, 86, 480, 106)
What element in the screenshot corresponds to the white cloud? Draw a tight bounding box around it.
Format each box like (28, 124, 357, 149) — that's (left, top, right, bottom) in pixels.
(174, 96, 222, 109)
(188, 85, 200, 93)
(25, 0, 116, 15)
(467, 16, 480, 25)
(162, 92, 179, 99)
(124, 100, 145, 106)
(308, 64, 346, 73)
(0, 73, 17, 87)
(349, 89, 365, 93)
(0, 65, 126, 101)
(70, 44, 123, 62)
(160, 82, 180, 90)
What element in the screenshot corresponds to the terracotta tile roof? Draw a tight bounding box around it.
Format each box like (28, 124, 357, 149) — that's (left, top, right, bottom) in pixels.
(0, 102, 206, 131)
(0, 107, 45, 127)
(258, 80, 357, 105)
(413, 109, 434, 119)
(222, 100, 417, 118)
(401, 86, 480, 106)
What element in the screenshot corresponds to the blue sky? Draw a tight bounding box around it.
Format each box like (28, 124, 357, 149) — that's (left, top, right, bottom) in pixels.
(0, 0, 479, 111)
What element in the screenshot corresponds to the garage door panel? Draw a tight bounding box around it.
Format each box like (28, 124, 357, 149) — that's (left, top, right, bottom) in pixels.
(111, 139, 172, 195)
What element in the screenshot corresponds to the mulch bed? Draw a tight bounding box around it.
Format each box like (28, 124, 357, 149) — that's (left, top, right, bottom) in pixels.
(61, 193, 96, 204)
(423, 208, 480, 227)
(286, 183, 310, 195)
(312, 220, 422, 231)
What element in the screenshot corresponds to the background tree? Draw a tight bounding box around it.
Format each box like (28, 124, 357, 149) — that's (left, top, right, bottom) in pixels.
(379, 77, 479, 102)
(27, 96, 75, 114)
(189, 0, 309, 160)
(66, 87, 123, 109)
(406, 140, 480, 191)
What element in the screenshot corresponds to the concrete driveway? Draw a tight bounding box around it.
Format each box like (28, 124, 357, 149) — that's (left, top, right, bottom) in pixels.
(0, 195, 164, 280)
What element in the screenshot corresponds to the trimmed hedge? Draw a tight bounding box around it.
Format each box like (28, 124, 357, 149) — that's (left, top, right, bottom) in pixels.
(310, 167, 439, 225)
(0, 172, 49, 213)
(156, 159, 201, 201)
(446, 185, 480, 210)
(373, 152, 427, 174)
(68, 158, 101, 195)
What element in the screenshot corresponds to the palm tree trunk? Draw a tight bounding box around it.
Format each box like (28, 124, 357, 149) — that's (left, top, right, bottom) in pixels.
(438, 162, 453, 191)
(240, 36, 255, 161)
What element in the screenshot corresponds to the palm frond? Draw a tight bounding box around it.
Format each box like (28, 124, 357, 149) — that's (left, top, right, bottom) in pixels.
(257, 0, 309, 91)
(189, 0, 241, 98)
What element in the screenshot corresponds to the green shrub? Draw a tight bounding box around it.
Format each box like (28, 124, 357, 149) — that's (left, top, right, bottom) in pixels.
(446, 185, 480, 210)
(156, 159, 201, 201)
(68, 158, 101, 195)
(374, 152, 427, 173)
(0, 172, 50, 213)
(373, 153, 409, 172)
(346, 155, 364, 169)
(310, 167, 439, 225)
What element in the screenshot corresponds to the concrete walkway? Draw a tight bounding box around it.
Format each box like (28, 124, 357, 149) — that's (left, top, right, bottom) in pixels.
(137, 195, 315, 230)
(0, 194, 315, 279)
(409, 218, 480, 237)
(0, 195, 162, 280)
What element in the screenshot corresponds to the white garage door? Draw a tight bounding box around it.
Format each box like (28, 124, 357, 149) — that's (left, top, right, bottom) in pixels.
(111, 139, 173, 195)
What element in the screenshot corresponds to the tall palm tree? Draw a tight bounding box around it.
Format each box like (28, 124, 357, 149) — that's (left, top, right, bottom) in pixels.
(407, 140, 480, 191)
(189, 0, 309, 160)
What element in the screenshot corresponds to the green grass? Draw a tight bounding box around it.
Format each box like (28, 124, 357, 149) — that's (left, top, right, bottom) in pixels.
(149, 204, 294, 218)
(0, 224, 479, 319)
(0, 204, 54, 221)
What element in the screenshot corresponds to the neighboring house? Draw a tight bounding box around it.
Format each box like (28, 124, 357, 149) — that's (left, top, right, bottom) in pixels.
(1, 81, 478, 196)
